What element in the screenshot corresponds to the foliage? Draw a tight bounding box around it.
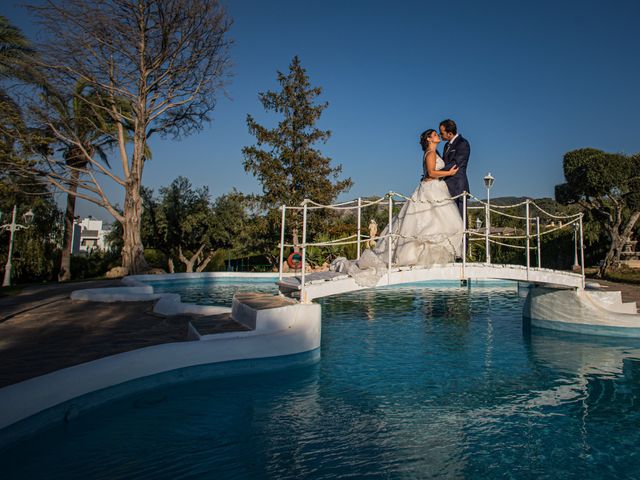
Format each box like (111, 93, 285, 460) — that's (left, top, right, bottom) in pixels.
(209, 190, 253, 253)
(242, 56, 352, 264)
(162, 177, 212, 259)
(305, 232, 358, 267)
(0, 15, 35, 84)
(140, 178, 253, 272)
(46, 81, 120, 281)
(465, 198, 584, 269)
(0, 176, 63, 284)
(105, 216, 123, 257)
(0, 18, 64, 284)
(140, 177, 212, 272)
(556, 148, 640, 276)
(69, 249, 120, 280)
(142, 248, 167, 269)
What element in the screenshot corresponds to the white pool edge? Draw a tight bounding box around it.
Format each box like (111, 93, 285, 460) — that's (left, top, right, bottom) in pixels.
(0, 273, 321, 434)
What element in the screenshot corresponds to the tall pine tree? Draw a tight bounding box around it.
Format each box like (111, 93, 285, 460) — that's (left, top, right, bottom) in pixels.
(243, 56, 352, 263)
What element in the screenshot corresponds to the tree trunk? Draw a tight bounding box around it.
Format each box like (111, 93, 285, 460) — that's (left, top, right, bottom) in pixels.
(167, 257, 175, 273)
(600, 233, 624, 277)
(121, 181, 148, 275)
(178, 244, 206, 273)
(598, 209, 636, 277)
(615, 210, 640, 264)
(58, 170, 79, 282)
(196, 251, 215, 272)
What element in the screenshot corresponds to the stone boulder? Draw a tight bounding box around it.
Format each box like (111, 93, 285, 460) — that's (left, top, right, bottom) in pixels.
(143, 268, 166, 275)
(105, 266, 129, 278)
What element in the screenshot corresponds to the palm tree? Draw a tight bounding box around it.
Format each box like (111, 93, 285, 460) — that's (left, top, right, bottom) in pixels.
(0, 15, 33, 82)
(0, 16, 33, 164)
(49, 83, 151, 281)
(50, 83, 115, 281)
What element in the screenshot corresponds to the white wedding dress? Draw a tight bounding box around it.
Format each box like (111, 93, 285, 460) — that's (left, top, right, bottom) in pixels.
(331, 154, 464, 287)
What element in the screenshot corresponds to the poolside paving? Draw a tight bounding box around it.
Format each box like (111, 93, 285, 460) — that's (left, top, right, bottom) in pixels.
(0, 280, 247, 388)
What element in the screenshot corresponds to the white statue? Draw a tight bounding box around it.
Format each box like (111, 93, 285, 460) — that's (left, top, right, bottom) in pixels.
(368, 219, 378, 249)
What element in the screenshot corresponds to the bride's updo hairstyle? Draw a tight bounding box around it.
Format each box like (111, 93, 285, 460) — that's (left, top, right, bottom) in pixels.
(420, 129, 436, 152)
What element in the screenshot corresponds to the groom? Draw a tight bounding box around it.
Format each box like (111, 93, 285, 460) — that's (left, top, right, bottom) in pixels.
(439, 119, 470, 217)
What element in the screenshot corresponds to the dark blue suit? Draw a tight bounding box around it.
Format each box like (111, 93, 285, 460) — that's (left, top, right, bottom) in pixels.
(442, 134, 470, 216)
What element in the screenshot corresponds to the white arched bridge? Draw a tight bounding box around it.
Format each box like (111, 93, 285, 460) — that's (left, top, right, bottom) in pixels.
(275, 191, 586, 303)
(278, 263, 584, 302)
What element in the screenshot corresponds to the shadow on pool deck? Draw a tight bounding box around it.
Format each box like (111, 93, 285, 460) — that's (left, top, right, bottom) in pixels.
(0, 280, 247, 388)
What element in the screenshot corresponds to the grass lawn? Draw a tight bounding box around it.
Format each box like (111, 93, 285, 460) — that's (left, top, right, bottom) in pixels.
(585, 266, 640, 285)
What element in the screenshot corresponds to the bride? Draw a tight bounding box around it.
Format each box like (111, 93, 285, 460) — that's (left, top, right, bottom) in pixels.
(331, 129, 464, 286)
(375, 129, 464, 266)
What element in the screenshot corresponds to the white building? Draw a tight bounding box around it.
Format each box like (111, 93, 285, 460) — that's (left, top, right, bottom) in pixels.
(71, 217, 112, 254)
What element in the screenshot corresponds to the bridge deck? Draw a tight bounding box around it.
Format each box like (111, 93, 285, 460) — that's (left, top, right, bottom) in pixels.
(278, 263, 583, 301)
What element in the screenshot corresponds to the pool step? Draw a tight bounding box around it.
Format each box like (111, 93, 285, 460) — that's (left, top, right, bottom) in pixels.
(585, 283, 638, 314)
(188, 293, 298, 339)
(188, 313, 250, 339)
(277, 272, 350, 298)
(233, 292, 297, 310)
(231, 293, 297, 330)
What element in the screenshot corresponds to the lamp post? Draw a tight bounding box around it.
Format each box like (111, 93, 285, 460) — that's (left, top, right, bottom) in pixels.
(1, 205, 35, 287)
(483, 173, 495, 263)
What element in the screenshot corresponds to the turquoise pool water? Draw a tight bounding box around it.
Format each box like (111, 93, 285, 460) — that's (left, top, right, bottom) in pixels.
(2, 279, 640, 479)
(145, 276, 278, 306)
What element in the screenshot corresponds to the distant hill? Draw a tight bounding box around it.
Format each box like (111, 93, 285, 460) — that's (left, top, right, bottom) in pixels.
(332, 195, 570, 217)
(325, 195, 577, 225)
(470, 196, 558, 205)
(468, 196, 575, 216)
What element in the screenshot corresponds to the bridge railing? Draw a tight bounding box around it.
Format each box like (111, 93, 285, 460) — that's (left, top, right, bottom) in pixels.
(278, 192, 585, 301)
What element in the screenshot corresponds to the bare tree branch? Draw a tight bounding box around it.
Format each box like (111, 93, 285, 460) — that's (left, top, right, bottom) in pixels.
(22, 0, 232, 273)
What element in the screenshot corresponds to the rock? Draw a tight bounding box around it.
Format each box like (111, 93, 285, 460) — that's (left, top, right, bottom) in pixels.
(143, 268, 166, 275)
(309, 264, 329, 272)
(106, 266, 129, 278)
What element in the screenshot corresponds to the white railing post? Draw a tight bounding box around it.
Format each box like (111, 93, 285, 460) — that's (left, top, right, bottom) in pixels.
(357, 197, 362, 259)
(579, 214, 585, 289)
(301, 200, 308, 303)
(525, 200, 530, 279)
(462, 192, 467, 274)
(278, 205, 286, 282)
(573, 222, 580, 270)
(536, 216, 541, 269)
(387, 194, 393, 284)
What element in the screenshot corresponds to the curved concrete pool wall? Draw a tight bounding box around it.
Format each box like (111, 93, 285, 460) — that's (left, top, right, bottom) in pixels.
(0, 273, 320, 442)
(524, 285, 640, 337)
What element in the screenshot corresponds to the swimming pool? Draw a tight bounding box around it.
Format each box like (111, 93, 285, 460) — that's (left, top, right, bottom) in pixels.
(2, 279, 640, 478)
(144, 276, 279, 306)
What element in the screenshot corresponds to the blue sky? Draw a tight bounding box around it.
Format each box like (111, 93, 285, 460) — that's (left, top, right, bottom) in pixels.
(5, 0, 640, 221)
